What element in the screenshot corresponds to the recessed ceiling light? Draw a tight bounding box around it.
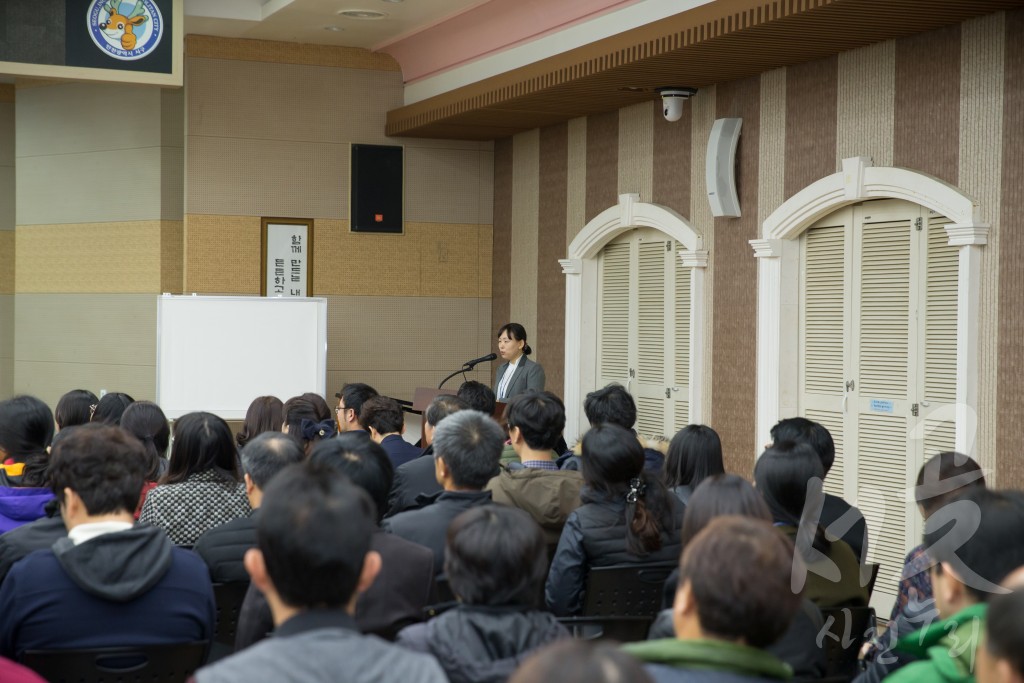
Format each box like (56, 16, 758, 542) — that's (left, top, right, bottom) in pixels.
(380, 0, 404, 3)
(337, 9, 388, 19)
(619, 86, 646, 92)
(323, 25, 344, 31)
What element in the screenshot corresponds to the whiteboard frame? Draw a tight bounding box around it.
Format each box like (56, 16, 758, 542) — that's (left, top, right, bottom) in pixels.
(156, 294, 328, 420)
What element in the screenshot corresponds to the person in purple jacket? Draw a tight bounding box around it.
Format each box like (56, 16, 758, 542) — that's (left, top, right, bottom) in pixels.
(0, 396, 56, 533)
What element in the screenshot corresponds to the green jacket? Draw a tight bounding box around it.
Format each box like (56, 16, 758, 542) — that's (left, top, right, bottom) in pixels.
(885, 603, 987, 683)
(624, 638, 792, 680)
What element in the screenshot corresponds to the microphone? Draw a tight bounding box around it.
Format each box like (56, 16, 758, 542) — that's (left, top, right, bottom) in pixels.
(463, 353, 497, 368)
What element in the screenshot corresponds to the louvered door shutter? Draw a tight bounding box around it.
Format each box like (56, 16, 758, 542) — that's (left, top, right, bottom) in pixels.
(673, 247, 691, 432)
(921, 213, 958, 458)
(598, 242, 632, 391)
(853, 205, 913, 616)
(634, 238, 668, 438)
(801, 220, 849, 498)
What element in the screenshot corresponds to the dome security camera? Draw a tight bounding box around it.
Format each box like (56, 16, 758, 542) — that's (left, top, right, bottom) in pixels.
(658, 87, 698, 122)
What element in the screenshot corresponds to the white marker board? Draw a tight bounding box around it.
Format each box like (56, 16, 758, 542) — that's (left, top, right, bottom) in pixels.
(156, 295, 328, 419)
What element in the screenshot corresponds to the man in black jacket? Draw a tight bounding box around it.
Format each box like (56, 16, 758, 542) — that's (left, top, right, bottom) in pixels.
(194, 432, 303, 583)
(386, 394, 468, 517)
(383, 410, 504, 576)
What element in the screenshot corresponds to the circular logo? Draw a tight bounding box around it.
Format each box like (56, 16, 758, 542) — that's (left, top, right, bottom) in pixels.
(88, 0, 163, 61)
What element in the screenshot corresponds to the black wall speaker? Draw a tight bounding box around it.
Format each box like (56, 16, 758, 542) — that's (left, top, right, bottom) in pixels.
(351, 144, 404, 233)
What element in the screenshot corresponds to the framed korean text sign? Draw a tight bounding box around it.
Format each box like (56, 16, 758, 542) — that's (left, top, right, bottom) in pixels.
(261, 218, 313, 297)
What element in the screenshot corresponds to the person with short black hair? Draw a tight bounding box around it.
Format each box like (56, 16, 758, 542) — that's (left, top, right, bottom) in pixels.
(383, 410, 503, 576)
(754, 441, 867, 608)
(396, 506, 568, 683)
(0, 423, 215, 660)
(770, 416, 868, 561)
(457, 380, 497, 417)
(574, 383, 665, 472)
(978, 580, 1024, 683)
(486, 392, 583, 550)
(662, 424, 724, 505)
(335, 382, 379, 433)
(194, 463, 446, 683)
(386, 394, 469, 517)
(360, 396, 421, 468)
(546, 424, 682, 616)
(139, 411, 252, 545)
(510, 640, 653, 683)
(625, 516, 802, 682)
(194, 432, 304, 583)
(883, 489, 1024, 683)
(236, 434, 436, 647)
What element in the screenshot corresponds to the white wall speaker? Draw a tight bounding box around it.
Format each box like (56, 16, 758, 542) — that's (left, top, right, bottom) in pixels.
(706, 117, 743, 218)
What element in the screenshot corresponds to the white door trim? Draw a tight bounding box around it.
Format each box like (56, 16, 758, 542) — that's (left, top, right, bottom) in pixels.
(751, 157, 989, 457)
(562, 193, 705, 445)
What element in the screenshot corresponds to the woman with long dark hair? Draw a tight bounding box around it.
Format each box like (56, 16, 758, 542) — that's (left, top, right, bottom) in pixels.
(282, 394, 336, 456)
(0, 396, 56, 532)
(545, 424, 682, 616)
(754, 441, 867, 608)
(139, 411, 250, 545)
(120, 401, 171, 517)
(662, 424, 725, 505)
(54, 389, 98, 432)
(235, 395, 284, 449)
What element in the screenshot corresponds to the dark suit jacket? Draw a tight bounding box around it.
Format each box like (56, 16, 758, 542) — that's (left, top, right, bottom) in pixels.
(382, 490, 493, 576)
(234, 529, 436, 646)
(493, 356, 545, 400)
(0, 514, 67, 585)
(380, 434, 423, 469)
(193, 509, 259, 583)
(820, 493, 869, 563)
(386, 449, 442, 518)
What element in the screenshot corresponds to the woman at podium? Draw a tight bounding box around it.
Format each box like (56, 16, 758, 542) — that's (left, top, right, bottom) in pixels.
(494, 323, 546, 401)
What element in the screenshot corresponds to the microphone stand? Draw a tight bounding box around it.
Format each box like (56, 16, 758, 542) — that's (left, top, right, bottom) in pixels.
(438, 364, 473, 390)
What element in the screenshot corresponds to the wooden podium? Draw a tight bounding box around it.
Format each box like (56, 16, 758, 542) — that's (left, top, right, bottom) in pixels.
(410, 387, 506, 434)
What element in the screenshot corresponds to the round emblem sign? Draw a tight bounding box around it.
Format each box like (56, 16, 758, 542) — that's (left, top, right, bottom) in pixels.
(88, 0, 163, 61)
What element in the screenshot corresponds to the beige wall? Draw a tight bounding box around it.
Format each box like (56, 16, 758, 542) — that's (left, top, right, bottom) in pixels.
(0, 88, 14, 399)
(12, 81, 184, 407)
(493, 11, 1017, 482)
(185, 39, 494, 402)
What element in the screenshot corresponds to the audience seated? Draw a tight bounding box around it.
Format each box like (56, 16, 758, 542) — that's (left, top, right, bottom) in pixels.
(662, 424, 724, 505)
(509, 640, 653, 683)
(546, 423, 683, 616)
(486, 392, 583, 550)
(754, 441, 868, 608)
(625, 516, 802, 682)
(647, 474, 827, 681)
(386, 394, 468, 517)
(282, 394, 336, 455)
(194, 432, 303, 583)
(335, 382, 379, 434)
(863, 451, 986, 670)
(360, 396, 422, 468)
(883, 489, 1024, 683)
(235, 396, 284, 450)
(396, 505, 568, 683)
(193, 462, 446, 683)
(0, 396, 56, 533)
(53, 389, 97, 432)
(90, 391, 134, 426)
(139, 412, 252, 546)
(564, 384, 665, 472)
(978, 576, 1024, 683)
(383, 410, 503, 576)
(457, 380, 497, 417)
(119, 400, 171, 517)
(0, 423, 215, 660)
(236, 434, 436, 646)
(771, 417, 869, 561)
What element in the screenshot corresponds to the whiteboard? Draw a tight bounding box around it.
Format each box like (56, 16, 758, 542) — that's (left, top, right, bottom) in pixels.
(156, 295, 328, 419)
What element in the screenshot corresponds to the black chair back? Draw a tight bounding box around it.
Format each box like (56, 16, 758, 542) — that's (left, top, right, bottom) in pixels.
(22, 641, 208, 683)
(559, 562, 677, 642)
(818, 605, 876, 680)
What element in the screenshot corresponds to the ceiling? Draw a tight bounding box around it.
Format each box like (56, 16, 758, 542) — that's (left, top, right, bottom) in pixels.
(183, 0, 489, 49)
(384, 0, 1024, 140)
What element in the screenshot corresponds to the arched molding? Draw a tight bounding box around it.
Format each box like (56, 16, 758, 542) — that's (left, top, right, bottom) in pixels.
(562, 193, 705, 445)
(752, 157, 988, 458)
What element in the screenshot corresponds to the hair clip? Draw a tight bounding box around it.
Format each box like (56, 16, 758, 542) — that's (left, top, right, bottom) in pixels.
(626, 477, 647, 503)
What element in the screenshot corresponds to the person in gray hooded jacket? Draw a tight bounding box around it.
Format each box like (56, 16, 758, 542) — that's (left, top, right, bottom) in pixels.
(0, 423, 215, 660)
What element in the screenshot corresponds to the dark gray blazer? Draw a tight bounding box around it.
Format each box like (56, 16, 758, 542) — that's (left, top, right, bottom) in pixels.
(493, 356, 546, 401)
